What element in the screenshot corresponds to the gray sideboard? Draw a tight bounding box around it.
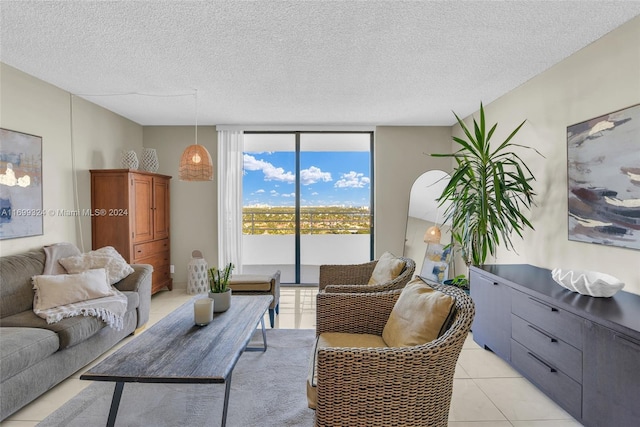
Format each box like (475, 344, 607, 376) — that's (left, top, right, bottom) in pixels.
(470, 264, 640, 427)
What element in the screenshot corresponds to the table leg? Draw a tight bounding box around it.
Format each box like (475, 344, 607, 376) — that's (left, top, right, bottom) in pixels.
(221, 372, 232, 427)
(245, 316, 268, 352)
(107, 382, 124, 427)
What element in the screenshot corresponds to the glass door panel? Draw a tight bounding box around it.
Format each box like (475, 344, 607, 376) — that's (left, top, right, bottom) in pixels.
(242, 133, 296, 282)
(299, 133, 372, 284)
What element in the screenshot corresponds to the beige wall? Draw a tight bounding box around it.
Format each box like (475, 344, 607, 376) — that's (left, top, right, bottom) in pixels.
(3, 15, 637, 293)
(374, 126, 452, 257)
(0, 64, 142, 256)
(143, 126, 218, 286)
(456, 16, 640, 294)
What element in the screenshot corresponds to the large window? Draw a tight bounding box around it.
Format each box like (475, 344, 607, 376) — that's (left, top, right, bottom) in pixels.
(242, 132, 373, 284)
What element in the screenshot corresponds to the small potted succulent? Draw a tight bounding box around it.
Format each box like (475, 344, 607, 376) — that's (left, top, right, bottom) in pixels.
(208, 262, 234, 312)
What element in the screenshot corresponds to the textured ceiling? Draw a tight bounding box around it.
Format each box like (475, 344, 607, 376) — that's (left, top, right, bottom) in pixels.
(2, 1, 640, 126)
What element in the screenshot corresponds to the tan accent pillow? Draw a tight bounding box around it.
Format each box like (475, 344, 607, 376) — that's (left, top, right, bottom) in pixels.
(32, 268, 114, 310)
(59, 246, 134, 285)
(368, 251, 406, 285)
(382, 278, 455, 347)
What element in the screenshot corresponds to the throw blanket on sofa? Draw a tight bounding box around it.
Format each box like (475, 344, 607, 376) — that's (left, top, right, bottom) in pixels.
(34, 243, 128, 330)
(34, 291, 127, 331)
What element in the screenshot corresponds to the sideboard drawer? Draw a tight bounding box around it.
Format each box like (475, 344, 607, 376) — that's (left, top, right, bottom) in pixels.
(511, 290, 583, 349)
(133, 239, 170, 260)
(511, 314, 582, 383)
(511, 339, 582, 419)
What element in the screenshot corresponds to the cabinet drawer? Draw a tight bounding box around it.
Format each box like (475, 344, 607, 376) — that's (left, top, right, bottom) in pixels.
(511, 339, 582, 419)
(511, 290, 583, 349)
(137, 251, 171, 287)
(133, 239, 170, 259)
(511, 314, 582, 383)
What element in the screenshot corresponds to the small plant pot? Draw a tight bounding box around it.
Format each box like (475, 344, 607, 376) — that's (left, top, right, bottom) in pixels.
(443, 279, 470, 295)
(209, 289, 232, 313)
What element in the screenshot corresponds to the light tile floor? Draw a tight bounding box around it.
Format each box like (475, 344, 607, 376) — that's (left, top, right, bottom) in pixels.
(3, 287, 583, 426)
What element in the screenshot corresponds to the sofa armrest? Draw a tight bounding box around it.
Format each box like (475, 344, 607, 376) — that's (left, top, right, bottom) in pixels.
(114, 264, 152, 328)
(316, 290, 400, 336)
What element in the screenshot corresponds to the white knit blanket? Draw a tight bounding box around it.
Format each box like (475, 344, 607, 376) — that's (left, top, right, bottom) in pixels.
(35, 243, 128, 330)
(34, 290, 128, 331)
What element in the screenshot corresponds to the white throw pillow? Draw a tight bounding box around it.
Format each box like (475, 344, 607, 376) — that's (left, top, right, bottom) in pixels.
(59, 246, 134, 285)
(32, 268, 115, 310)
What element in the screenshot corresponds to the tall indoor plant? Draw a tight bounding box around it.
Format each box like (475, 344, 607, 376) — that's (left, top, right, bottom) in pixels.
(433, 103, 542, 269)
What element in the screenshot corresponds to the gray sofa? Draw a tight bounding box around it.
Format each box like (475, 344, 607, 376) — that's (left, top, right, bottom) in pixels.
(0, 247, 152, 421)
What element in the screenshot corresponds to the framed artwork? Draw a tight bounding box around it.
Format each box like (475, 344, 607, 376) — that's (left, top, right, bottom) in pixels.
(420, 243, 451, 283)
(0, 128, 43, 240)
(567, 104, 640, 251)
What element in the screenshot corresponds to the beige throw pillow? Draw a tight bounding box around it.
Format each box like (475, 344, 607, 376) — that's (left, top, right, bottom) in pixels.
(382, 278, 455, 347)
(32, 268, 115, 310)
(59, 246, 134, 285)
(368, 251, 406, 285)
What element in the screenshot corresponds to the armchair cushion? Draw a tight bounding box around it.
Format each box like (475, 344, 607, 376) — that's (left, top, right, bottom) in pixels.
(382, 279, 455, 347)
(367, 251, 406, 285)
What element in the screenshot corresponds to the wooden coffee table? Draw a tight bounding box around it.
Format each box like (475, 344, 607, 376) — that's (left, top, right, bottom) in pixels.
(81, 295, 273, 427)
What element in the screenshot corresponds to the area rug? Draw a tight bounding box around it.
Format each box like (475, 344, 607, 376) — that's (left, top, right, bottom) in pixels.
(38, 329, 316, 427)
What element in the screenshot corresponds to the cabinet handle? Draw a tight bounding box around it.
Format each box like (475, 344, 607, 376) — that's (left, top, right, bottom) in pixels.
(615, 334, 640, 350)
(527, 324, 557, 343)
(527, 352, 557, 373)
(528, 297, 558, 312)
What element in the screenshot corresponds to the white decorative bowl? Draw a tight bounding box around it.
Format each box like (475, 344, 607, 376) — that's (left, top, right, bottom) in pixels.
(551, 268, 625, 298)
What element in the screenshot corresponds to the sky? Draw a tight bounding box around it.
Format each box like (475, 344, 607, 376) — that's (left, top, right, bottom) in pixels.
(243, 151, 371, 207)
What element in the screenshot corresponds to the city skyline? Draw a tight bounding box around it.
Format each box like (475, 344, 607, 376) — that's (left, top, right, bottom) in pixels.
(243, 151, 371, 207)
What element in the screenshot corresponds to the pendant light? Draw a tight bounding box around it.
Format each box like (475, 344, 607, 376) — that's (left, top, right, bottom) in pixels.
(179, 89, 213, 181)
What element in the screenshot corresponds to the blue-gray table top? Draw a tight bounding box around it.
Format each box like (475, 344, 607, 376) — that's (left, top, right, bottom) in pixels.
(81, 295, 273, 384)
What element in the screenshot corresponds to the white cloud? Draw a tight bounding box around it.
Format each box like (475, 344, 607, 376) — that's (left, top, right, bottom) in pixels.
(300, 166, 332, 185)
(281, 192, 296, 198)
(244, 154, 295, 183)
(270, 190, 279, 195)
(311, 192, 319, 196)
(335, 171, 370, 188)
(255, 189, 265, 194)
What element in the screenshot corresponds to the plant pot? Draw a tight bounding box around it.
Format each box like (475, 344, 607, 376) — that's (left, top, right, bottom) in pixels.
(443, 279, 470, 295)
(208, 289, 232, 313)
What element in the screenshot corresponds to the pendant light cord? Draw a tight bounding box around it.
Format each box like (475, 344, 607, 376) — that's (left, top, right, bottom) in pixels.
(194, 89, 198, 146)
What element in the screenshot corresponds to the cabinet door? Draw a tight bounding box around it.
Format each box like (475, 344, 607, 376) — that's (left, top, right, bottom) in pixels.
(132, 174, 154, 243)
(470, 270, 512, 360)
(583, 322, 640, 427)
(91, 172, 131, 259)
(153, 177, 170, 239)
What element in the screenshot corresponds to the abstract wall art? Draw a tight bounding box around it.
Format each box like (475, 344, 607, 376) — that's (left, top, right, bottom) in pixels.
(567, 104, 640, 251)
(0, 128, 43, 240)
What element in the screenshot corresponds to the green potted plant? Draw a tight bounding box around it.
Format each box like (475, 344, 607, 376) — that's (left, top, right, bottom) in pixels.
(443, 274, 470, 293)
(433, 103, 542, 278)
(208, 262, 234, 312)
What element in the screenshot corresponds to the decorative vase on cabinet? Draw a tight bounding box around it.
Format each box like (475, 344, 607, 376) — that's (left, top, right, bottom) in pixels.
(140, 148, 159, 173)
(120, 150, 139, 169)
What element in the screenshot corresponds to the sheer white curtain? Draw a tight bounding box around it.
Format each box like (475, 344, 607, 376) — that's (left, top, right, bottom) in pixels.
(217, 130, 244, 272)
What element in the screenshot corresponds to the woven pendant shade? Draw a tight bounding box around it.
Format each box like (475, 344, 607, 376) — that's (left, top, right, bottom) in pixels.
(423, 225, 442, 244)
(179, 144, 213, 181)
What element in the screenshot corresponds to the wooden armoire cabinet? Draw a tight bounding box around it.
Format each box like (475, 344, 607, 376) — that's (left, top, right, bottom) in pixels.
(90, 169, 172, 294)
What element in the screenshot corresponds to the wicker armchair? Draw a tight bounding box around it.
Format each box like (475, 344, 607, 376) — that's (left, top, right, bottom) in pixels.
(311, 282, 475, 427)
(318, 256, 415, 293)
